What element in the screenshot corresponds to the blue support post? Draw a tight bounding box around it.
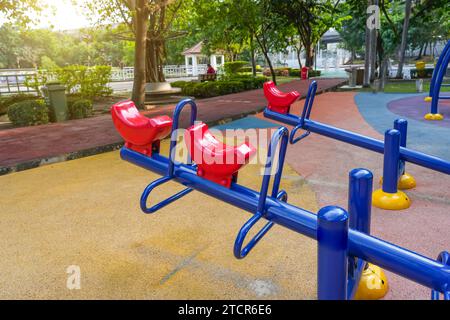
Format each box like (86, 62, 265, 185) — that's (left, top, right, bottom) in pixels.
(373, 129, 411, 210)
(318, 206, 349, 300)
(347, 169, 385, 300)
(382, 129, 401, 194)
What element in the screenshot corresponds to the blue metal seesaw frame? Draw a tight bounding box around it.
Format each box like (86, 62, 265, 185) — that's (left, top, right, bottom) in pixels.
(428, 40, 450, 116)
(121, 99, 450, 300)
(264, 81, 450, 197)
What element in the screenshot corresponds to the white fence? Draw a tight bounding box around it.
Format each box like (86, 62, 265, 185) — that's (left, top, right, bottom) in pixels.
(111, 65, 209, 81)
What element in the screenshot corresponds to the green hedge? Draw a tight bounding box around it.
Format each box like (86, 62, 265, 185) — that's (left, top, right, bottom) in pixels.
(309, 70, 321, 77)
(172, 76, 268, 98)
(0, 94, 41, 116)
(8, 99, 49, 126)
(223, 61, 248, 75)
(68, 99, 93, 119)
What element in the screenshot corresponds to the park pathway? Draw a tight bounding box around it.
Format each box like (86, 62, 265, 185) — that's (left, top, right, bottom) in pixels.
(0, 78, 346, 174)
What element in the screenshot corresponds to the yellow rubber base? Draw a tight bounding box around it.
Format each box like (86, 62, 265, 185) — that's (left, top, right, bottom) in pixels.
(372, 189, 411, 210)
(424, 96, 432, 102)
(379, 173, 416, 190)
(354, 264, 389, 300)
(424, 113, 444, 120)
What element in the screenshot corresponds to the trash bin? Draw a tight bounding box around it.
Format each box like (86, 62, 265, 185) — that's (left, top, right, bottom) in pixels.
(301, 67, 309, 80)
(42, 82, 68, 122)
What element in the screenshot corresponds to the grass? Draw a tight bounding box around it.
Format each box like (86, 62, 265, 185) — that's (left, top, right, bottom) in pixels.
(359, 79, 450, 93)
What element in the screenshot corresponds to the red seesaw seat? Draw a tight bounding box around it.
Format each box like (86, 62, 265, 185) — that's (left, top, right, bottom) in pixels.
(263, 81, 301, 114)
(185, 122, 257, 188)
(111, 100, 172, 156)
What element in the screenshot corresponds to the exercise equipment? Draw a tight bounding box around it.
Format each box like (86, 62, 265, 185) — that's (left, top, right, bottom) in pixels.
(263, 81, 450, 210)
(424, 40, 450, 120)
(111, 99, 450, 300)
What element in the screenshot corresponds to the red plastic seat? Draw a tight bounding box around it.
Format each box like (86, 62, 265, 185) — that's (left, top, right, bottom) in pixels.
(264, 81, 300, 114)
(111, 100, 173, 156)
(184, 123, 257, 188)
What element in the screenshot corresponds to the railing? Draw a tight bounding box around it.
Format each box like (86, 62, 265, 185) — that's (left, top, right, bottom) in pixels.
(110, 65, 210, 82)
(0, 74, 36, 95)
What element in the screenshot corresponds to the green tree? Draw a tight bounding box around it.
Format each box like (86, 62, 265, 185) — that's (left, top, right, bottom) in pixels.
(271, 0, 347, 67)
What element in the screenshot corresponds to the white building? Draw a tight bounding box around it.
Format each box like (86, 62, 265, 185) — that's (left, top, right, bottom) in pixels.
(182, 41, 225, 76)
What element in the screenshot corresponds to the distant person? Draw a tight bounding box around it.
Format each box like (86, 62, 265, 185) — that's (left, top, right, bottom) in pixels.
(207, 64, 216, 74)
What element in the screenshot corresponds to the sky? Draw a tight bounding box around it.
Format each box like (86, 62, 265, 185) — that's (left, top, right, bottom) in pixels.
(28, 0, 93, 31)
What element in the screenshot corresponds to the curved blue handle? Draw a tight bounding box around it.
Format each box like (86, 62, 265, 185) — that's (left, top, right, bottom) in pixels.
(140, 176, 193, 214)
(233, 212, 274, 259)
(289, 125, 311, 144)
(233, 190, 288, 259)
(168, 99, 198, 177)
(431, 251, 450, 300)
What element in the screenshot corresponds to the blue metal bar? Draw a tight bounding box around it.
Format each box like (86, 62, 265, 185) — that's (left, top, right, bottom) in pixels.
(140, 176, 194, 214)
(234, 127, 289, 259)
(347, 169, 373, 299)
(265, 109, 450, 175)
(121, 147, 450, 294)
(431, 41, 450, 114)
(429, 40, 450, 98)
(317, 206, 349, 300)
(382, 130, 401, 193)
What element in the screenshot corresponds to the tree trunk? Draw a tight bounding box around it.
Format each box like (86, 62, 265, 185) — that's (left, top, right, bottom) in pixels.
(304, 43, 314, 68)
(131, 0, 149, 109)
(363, 0, 371, 87)
(296, 47, 303, 69)
(264, 52, 277, 84)
(396, 0, 412, 79)
(250, 36, 257, 77)
(146, 37, 166, 83)
(417, 43, 424, 59)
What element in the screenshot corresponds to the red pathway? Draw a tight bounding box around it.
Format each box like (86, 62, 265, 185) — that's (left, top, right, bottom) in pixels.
(0, 79, 345, 173)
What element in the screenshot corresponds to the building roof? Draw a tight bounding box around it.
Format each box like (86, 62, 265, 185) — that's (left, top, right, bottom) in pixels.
(182, 41, 204, 55)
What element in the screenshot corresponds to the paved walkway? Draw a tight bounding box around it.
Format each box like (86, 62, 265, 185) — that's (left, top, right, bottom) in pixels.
(0, 79, 346, 174)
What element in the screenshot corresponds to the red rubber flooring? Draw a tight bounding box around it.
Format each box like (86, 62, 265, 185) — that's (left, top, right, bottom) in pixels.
(257, 92, 450, 299)
(0, 79, 345, 169)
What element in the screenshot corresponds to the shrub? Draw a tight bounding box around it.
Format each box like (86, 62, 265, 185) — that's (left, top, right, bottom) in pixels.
(68, 99, 93, 119)
(171, 81, 189, 89)
(289, 69, 300, 77)
(239, 66, 253, 73)
(8, 99, 49, 126)
(55, 65, 113, 98)
(223, 61, 248, 75)
(309, 70, 321, 77)
(0, 94, 41, 116)
(179, 76, 268, 98)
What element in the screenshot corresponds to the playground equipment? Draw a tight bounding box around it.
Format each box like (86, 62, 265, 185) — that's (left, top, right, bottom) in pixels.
(424, 40, 450, 120)
(263, 81, 450, 210)
(111, 99, 450, 300)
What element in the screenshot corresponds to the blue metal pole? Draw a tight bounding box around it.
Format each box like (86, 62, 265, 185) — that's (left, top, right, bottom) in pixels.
(264, 110, 450, 175)
(382, 130, 401, 194)
(347, 169, 373, 299)
(318, 206, 349, 300)
(394, 119, 408, 176)
(431, 46, 450, 114)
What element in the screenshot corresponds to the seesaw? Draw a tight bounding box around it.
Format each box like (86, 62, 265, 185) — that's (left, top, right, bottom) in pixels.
(111, 99, 449, 300)
(424, 39, 450, 120)
(263, 81, 450, 210)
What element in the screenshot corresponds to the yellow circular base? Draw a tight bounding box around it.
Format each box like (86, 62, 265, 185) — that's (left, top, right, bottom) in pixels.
(424, 96, 432, 102)
(372, 189, 411, 210)
(354, 264, 389, 300)
(424, 113, 444, 120)
(379, 173, 416, 190)
(397, 173, 417, 190)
